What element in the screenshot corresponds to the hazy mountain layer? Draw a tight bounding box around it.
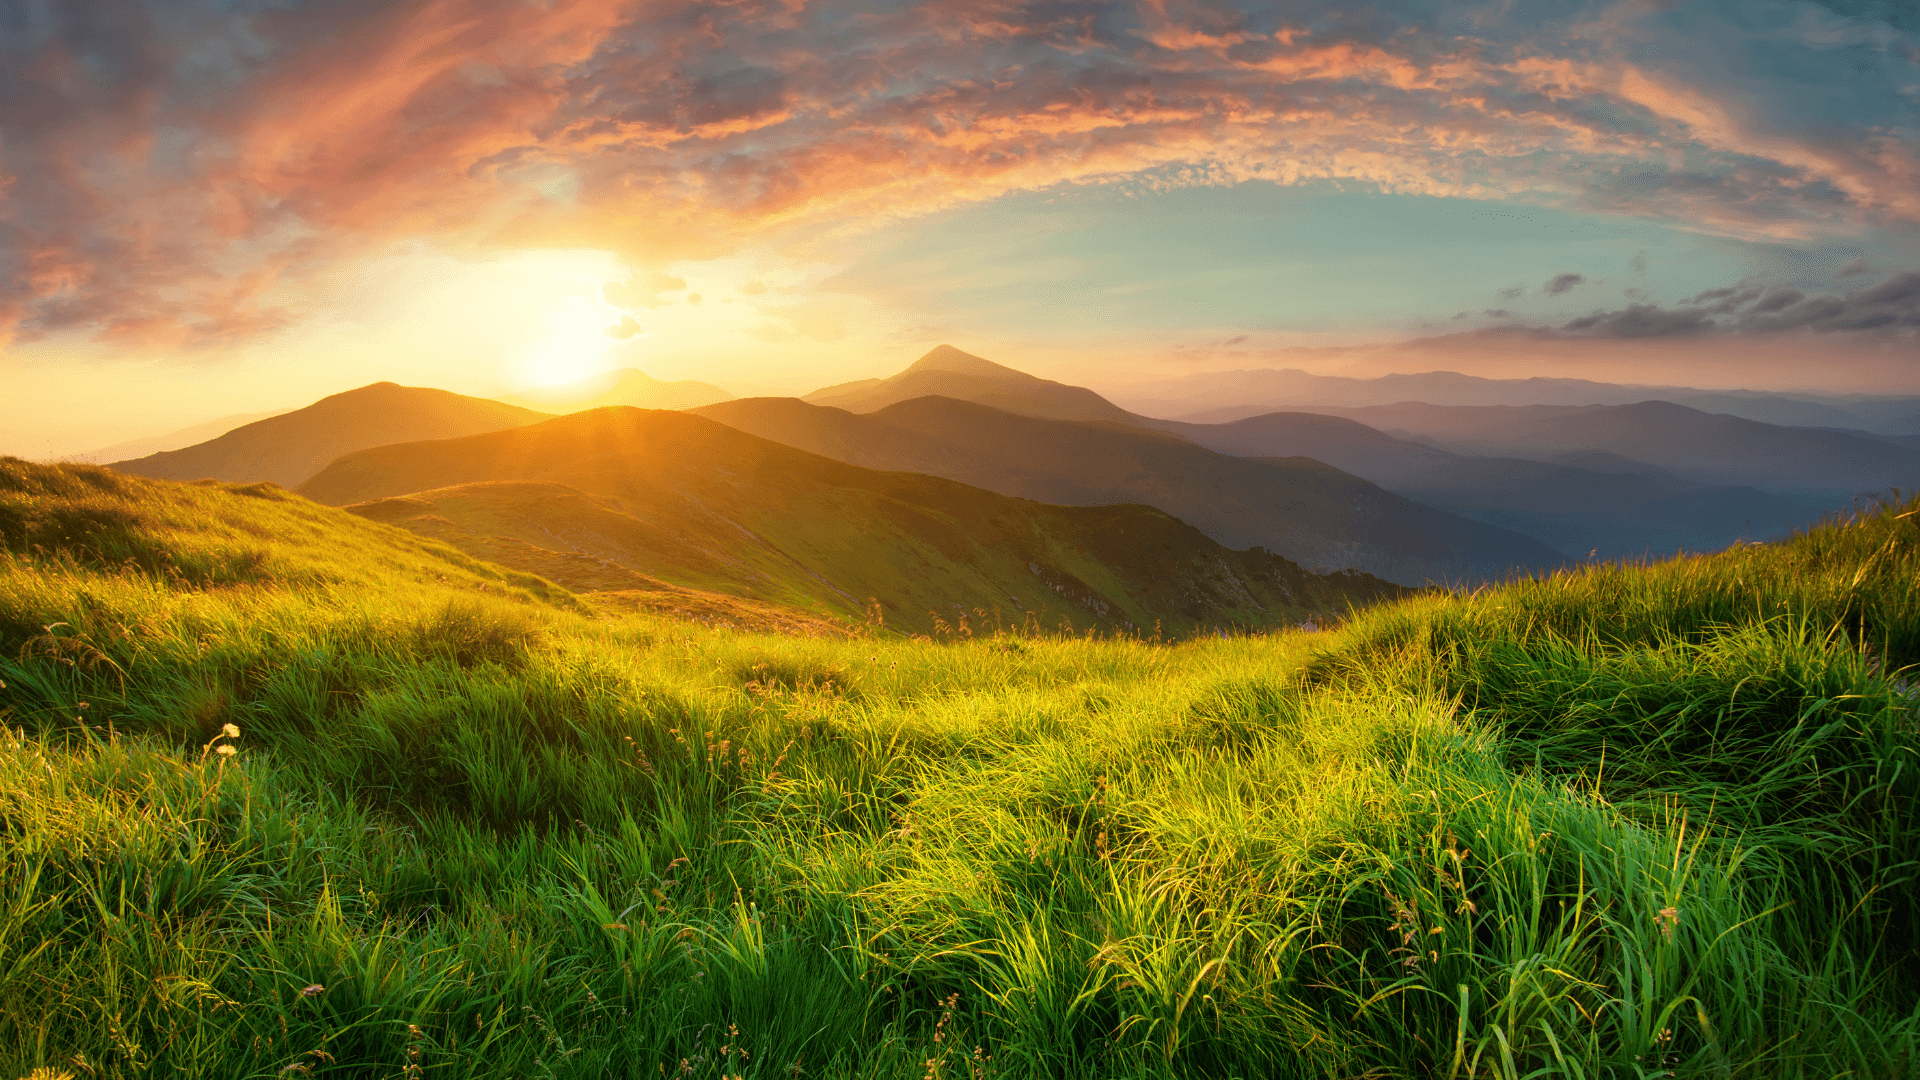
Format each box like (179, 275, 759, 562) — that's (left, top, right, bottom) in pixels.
(110, 383, 550, 488)
(499, 367, 733, 412)
(805, 345, 1139, 424)
(1113, 367, 1920, 433)
(300, 408, 1404, 634)
(694, 395, 1563, 585)
(1296, 401, 1920, 497)
(1153, 411, 1824, 558)
(77, 408, 297, 463)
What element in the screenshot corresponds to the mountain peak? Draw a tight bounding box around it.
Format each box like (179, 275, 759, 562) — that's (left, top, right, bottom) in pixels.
(904, 345, 1018, 378)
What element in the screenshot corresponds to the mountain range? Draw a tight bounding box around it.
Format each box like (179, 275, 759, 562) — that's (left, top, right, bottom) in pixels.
(695, 394, 1559, 585)
(763, 346, 1851, 561)
(296, 408, 1404, 634)
(1109, 367, 1920, 434)
(1291, 401, 1920, 497)
(1145, 411, 1827, 558)
(92, 343, 1912, 617)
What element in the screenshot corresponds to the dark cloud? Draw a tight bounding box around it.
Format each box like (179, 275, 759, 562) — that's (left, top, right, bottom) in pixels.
(1497, 286, 1522, 300)
(1835, 257, 1874, 278)
(1561, 304, 1718, 337)
(1544, 273, 1586, 296)
(1557, 270, 1920, 338)
(1482, 308, 1513, 318)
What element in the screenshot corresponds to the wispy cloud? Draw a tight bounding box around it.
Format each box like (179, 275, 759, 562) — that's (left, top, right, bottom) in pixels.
(3, 0, 1917, 348)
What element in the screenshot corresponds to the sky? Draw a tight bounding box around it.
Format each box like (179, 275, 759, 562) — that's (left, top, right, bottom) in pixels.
(3, 0, 1918, 456)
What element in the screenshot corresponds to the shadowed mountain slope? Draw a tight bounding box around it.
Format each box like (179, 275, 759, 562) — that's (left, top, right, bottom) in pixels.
(805, 345, 1138, 424)
(1300, 401, 1920, 497)
(499, 367, 733, 412)
(299, 408, 1405, 635)
(110, 383, 550, 489)
(693, 395, 1562, 585)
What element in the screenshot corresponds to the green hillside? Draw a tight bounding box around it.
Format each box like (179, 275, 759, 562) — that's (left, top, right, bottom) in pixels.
(3, 456, 1920, 1078)
(300, 408, 1400, 635)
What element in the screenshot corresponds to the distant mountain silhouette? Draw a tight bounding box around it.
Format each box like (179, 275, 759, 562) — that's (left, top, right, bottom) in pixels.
(1116, 368, 1920, 433)
(109, 383, 550, 488)
(1295, 401, 1920, 497)
(804, 345, 1139, 424)
(76, 408, 296, 463)
(498, 367, 732, 412)
(694, 395, 1562, 585)
(298, 408, 1404, 634)
(1141, 410, 1820, 557)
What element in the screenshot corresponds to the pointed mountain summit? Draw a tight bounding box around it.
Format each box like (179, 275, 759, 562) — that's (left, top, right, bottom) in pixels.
(804, 345, 1139, 424)
(109, 383, 549, 488)
(498, 367, 733, 413)
(902, 343, 1025, 378)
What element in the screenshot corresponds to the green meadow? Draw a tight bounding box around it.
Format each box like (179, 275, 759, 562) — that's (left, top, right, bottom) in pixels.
(2, 457, 1918, 1078)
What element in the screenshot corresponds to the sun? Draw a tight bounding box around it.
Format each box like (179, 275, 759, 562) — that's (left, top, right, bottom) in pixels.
(515, 296, 619, 388)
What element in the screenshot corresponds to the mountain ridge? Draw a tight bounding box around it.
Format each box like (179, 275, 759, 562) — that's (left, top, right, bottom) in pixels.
(110, 383, 551, 489)
(298, 406, 1407, 634)
(693, 394, 1564, 585)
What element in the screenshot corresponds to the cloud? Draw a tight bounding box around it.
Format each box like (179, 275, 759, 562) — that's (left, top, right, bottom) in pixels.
(1544, 273, 1586, 296)
(1835, 257, 1874, 278)
(1497, 286, 1523, 300)
(604, 272, 688, 310)
(1483, 308, 1513, 318)
(5, 0, 1920, 348)
(607, 315, 643, 340)
(1556, 270, 1920, 337)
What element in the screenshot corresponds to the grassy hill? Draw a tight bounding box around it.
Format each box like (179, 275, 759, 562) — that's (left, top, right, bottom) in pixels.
(695, 394, 1564, 585)
(805, 345, 1139, 423)
(109, 383, 551, 488)
(293, 410, 1401, 635)
(4, 455, 1919, 1077)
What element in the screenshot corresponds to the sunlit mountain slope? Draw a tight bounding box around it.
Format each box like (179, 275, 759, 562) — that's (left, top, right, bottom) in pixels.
(298, 408, 1405, 634)
(109, 383, 550, 488)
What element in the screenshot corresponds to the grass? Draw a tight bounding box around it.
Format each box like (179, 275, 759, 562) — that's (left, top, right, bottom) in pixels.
(2, 458, 1918, 1077)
